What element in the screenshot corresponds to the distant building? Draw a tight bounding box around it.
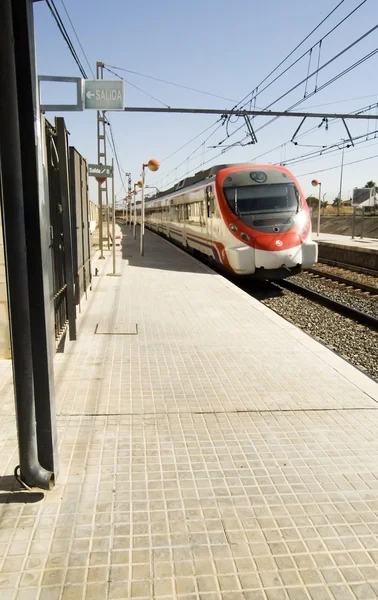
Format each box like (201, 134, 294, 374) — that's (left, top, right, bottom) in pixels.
(352, 187, 377, 207)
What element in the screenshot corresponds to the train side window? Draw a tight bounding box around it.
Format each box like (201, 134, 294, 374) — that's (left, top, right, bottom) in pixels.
(207, 198, 214, 217)
(206, 185, 215, 217)
(200, 201, 206, 226)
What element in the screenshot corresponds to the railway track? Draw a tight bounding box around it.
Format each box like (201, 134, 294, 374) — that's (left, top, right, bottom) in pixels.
(319, 258, 378, 278)
(304, 267, 378, 295)
(279, 278, 378, 330)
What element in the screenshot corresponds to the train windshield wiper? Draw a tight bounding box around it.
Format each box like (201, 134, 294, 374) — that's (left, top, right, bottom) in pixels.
(234, 188, 240, 216)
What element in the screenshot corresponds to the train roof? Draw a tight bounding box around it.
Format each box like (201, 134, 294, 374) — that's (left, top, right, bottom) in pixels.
(151, 163, 247, 201)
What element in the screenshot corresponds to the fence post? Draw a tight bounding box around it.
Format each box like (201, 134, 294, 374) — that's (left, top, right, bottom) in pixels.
(360, 206, 365, 239)
(351, 206, 356, 239)
(56, 117, 76, 340)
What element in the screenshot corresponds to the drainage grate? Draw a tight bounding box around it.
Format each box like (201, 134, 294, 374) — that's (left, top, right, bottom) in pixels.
(94, 323, 138, 335)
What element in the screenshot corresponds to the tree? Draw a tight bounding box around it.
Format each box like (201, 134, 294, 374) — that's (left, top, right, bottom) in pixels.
(306, 196, 319, 210)
(365, 180, 376, 188)
(333, 196, 341, 216)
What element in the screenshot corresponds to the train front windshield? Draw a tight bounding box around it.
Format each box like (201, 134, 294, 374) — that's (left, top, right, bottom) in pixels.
(224, 183, 300, 215)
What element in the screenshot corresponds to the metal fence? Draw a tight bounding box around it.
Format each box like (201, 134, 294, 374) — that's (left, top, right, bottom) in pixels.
(45, 117, 92, 348)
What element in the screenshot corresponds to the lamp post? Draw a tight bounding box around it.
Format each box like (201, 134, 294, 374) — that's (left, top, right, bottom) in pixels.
(132, 184, 139, 240)
(311, 179, 322, 237)
(125, 194, 131, 226)
(322, 192, 327, 215)
(337, 143, 348, 216)
(139, 159, 160, 256)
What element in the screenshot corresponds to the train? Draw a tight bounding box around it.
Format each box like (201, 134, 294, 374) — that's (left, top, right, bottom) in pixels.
(140, 163, 318, 279)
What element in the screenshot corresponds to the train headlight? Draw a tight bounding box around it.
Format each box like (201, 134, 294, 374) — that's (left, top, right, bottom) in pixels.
(229, 223, 238, 232)
(240, 232, 250, 241)
(250, 171, 267, 183)
(295, 211, 311, 236)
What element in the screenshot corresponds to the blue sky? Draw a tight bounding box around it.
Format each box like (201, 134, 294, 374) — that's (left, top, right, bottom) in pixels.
(34, 0, 378, 204)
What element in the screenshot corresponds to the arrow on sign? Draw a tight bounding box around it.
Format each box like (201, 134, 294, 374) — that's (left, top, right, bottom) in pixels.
(86, 91, 95, 99)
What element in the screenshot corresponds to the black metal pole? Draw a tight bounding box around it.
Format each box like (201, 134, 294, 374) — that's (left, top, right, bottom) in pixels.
(0, 0, 53, 489)
(12, 0, 58, 476)
(121, 106, 378, 120)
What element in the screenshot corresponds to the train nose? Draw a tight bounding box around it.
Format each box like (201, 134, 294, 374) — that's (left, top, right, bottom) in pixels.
(254, 234, 302, 269)
(254, 233, 301, 252)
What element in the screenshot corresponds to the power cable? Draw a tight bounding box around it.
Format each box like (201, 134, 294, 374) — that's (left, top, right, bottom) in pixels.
(294, 151, 378, 177)
(238, 0, 368, 111)
(104, 64, 241, 104)
(104, 66, 170, 108)
(51, 0, 128, 193)
(59, 0, 95, 77)
(105, 119, 127, 193)
(156, 2, 370, 184)
(282, 131, 378, 167)
(250, 101, 378, 163)
(236, 0, 348, 110)
(156, 122, 224, 185)
(160, 88, 378, 191)
(45, 0, 87, 78)
(294, 94, 378, 109)
(160, 120, 224, 163)
(215, 24, 378, 148)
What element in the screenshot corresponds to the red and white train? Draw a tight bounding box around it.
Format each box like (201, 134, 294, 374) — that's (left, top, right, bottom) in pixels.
(142, 163, 318, 279)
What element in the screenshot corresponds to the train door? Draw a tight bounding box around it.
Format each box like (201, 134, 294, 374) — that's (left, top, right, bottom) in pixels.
(206, 185, 215, 247)
(182, 203, 188, 247)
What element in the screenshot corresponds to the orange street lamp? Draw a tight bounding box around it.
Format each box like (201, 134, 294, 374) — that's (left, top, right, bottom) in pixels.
(311, 179, 322, 237)
(139, 159, 160, 256)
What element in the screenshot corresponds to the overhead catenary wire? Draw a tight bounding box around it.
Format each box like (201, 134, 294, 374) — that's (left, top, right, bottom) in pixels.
(157, 122, 225, 183)
(214, 0, 369, 149)
(105, 119, 128, 193)
(160, 120, 224, 163)
(153, 1, 355, 185)
(281, 130, 378, 168)
(249, 101, 378, 164)
(214, 23, 378, 149)
(155, 1, 371, 187)
(236, 0, 349, 110)
(237, 0, 368, 112)
(158, 86, 378, 191)
(49, 0, 374, 196)
(294, 151, 378, 177)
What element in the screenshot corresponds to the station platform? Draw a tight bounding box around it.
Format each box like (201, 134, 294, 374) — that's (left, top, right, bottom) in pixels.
(1, 228, 378, 600)
(312, 232, 378, 271)
(313, 232, 378, 251)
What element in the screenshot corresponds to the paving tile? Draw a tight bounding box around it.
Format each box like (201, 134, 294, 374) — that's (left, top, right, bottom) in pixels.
(0, 230, 378, 600)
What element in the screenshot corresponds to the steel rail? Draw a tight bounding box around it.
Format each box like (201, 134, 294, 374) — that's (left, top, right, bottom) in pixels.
(305, 268, 378, 295)
(279, 279, 378, 330)
(318, 258, 378, 278)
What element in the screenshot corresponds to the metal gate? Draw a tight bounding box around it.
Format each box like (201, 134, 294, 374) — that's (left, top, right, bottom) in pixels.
(69, 147, 92, 308)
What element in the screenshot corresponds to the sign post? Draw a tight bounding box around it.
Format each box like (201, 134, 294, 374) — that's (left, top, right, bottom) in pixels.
(88, 164, 113, 258)
(83, 80, 124, 111)
(107, 159, 119, 277)
(88, 164, 113, 178)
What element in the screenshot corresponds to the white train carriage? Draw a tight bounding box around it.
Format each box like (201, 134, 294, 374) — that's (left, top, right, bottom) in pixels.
(142, 163, 318, 279)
